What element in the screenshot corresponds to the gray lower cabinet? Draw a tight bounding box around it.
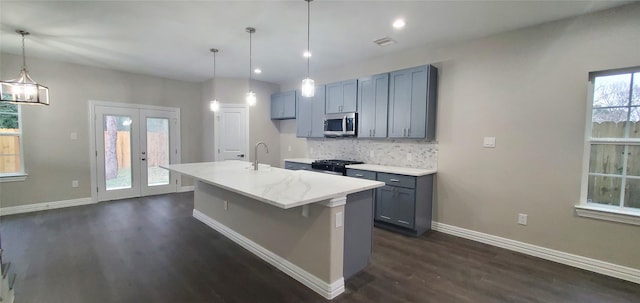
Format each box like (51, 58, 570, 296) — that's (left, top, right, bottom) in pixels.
(271, 90, 296, 120)
(284, 161, 312, 171)
(296, 85, 326, 138)
(348, 168, 434, 236)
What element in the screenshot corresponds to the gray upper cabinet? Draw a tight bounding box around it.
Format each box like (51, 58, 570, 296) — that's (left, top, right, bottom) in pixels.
(325, 79, 357, 114)
(271, 90, 296, 120)
(357, 73, 389, 138)
(296, 85, 326, 138)
(388, 65, 438, 139)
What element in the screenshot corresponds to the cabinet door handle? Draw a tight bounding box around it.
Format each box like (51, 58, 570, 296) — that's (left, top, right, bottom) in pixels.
(407, 128, 410, 136)
(403, 128, 406, 136)
(355, 174, 364, 177)
(369, 129, 372, 136)
(397, 220, 411, 225)
(389, 178, 400, 182)
(381, 216, 391, 220)
(373, 129, 375, 136)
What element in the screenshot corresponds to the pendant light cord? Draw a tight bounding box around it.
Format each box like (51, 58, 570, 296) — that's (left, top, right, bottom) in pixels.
(306, 0, 310, 78)
(212, 49, 217, 99)
(21, 32, 27, 71)
(249, 30, 252, 91)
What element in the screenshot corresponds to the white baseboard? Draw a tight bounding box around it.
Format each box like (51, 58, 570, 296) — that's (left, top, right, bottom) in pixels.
(178, 186, 195, 192)
(0, 197, 94, 216)
(431, 221, 640, 284)
(193, 209, 344, 299)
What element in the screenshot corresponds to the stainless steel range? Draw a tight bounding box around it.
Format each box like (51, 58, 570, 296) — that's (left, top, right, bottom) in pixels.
(311, 159, 364, 175)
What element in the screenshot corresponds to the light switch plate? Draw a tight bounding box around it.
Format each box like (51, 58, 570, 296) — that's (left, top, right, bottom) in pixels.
(72, 180, 79, 188)
(518, 213, 528, 225)
(70, 132, 78, 140)
(483, 137, 496, 148)
(369, 150, 375, 158)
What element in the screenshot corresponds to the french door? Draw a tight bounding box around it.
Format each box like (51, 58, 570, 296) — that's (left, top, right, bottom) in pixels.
(94, 104, 179, 202)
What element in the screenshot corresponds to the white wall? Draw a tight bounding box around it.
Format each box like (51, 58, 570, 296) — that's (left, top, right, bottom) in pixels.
(278, 3, 640, 269)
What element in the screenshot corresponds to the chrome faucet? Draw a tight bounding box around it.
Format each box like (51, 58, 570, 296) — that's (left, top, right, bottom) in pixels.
(254, 141, 269, 170)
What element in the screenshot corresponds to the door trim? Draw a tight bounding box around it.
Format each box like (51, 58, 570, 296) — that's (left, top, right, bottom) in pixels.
(89, 100, 182, 203)
(213, 103, 250, 162)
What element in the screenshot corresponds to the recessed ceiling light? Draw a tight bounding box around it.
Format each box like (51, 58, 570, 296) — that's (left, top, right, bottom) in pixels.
(303, 50, 312, 58)
(254, 68, 262, 74)
(393, 19, 406, 29)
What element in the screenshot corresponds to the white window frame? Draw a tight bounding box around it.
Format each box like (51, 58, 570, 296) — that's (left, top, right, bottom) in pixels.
(577, 66, 640, 225)
(0, 104, 27, 182)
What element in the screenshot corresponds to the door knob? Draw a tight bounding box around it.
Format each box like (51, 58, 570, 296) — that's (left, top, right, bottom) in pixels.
(238, 154, 245, 158)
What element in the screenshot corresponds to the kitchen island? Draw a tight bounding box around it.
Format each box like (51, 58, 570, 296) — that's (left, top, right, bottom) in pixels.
(162, 161, 384, 299)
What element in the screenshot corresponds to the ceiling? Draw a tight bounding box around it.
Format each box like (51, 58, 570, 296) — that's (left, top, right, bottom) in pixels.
(0, 1, 633, 84)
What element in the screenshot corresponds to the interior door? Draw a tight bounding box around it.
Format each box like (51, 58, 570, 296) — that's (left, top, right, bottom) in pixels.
(94, 105, 178, 201)
(217, 105, 248, 161)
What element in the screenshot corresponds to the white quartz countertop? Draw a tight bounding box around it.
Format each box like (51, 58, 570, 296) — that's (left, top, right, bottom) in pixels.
(162, 161, 384, 209)
(283, 158, 316, 164)
(345, 164, 437, 177)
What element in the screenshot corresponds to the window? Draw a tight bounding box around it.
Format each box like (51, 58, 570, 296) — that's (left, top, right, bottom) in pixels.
(0, 103, 26, 180)
(578, 66, 640, 225)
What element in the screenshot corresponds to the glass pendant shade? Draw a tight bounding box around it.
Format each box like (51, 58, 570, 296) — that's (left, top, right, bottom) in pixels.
(1, 30, 49, 105)
(246, 91, 256, 106)
(301, 78, 315, 98)
(210, 99, 220, 112)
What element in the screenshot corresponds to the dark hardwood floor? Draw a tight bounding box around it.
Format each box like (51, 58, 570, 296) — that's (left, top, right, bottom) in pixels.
(1, 192, 638, 303)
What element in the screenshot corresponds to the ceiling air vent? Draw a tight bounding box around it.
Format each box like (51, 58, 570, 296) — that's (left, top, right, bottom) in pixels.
(373, 37, 396, 47)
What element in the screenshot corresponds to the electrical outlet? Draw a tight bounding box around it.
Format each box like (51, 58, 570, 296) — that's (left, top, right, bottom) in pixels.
(483, 137, 496, 148)
(223, 200, 228, 210)
(335, 212, 343, 228)
(518, 213, 528, 225)
(72, 180, 79, 188)
(407, 153, 412, 161)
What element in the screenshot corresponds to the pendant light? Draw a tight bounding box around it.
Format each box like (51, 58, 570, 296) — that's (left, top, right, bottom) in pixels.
(209, 48, 220, 112)
(245, 27, 257, 106)
(0, 30, 49, 105)
(300, 0, 315, 98)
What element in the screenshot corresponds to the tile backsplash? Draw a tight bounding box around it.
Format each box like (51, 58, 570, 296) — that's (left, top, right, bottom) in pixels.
(307, 138, 438, 169)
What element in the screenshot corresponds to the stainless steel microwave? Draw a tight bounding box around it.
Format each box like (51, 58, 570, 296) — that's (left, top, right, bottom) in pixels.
(324, 112, 357, 137)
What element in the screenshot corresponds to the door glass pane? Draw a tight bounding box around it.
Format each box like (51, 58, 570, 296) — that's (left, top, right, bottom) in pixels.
(146, 118, 170, 186)
(104, 115, 132, 190)
(587, 175, 622, 206)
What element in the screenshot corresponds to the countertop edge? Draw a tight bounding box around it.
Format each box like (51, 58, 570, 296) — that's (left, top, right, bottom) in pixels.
(345, 164, 437, 177)
(283, 158, 316, 165)
(163, 164, 384, 209)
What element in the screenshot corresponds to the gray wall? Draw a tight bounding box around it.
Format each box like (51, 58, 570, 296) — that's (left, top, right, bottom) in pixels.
(278, 4, 640, 269)
(0, 53, 203, 208)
